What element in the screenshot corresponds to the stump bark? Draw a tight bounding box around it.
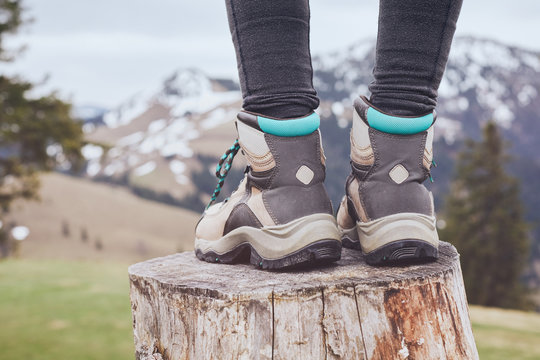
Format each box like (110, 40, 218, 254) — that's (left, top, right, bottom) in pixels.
(129, 241, 478, 360)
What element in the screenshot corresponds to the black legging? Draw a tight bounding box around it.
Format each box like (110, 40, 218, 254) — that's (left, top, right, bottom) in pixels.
(225, 0, 463, 119)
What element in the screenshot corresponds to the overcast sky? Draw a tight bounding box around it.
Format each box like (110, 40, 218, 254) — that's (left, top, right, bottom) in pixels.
(1, 0, 539, 108)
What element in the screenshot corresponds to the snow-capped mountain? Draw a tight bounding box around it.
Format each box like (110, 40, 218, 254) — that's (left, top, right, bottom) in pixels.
(101, 69, 240, 129)
(82, 68, 242, 203)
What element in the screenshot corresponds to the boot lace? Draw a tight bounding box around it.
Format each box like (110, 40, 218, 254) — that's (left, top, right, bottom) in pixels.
(207, 139, 241, 209)
(429, 159, 437, 182)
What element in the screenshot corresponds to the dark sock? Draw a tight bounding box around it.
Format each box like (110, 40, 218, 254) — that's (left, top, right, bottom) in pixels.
(224, 0, 319, 119)
(369, 0, 463, 116)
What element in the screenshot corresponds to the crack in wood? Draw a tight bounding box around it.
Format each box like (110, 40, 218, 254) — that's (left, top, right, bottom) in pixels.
(353, 285, 368, 359)
(427, 278, 448, 356)
(320, 287, 328, 360)
(271, 290, 275, 360)
(296, 292, 303, 348)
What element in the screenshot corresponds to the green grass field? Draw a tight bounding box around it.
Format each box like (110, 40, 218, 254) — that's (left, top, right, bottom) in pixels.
(0, 260, 133, 360)
(1, 259, 539, 360)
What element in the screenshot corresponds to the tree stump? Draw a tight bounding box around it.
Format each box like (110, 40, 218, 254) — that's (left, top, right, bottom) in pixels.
(128, 241, 478, 359)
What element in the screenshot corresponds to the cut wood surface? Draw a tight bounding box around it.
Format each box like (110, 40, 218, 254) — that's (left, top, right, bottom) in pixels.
(129, 242, 478, 359)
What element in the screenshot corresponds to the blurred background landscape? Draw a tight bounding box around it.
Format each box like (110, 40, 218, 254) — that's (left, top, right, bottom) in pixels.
(1, 0, 540, 359)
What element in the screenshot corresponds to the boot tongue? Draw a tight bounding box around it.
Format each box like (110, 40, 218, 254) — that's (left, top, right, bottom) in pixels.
(236, 116, 271, 157)
(354, 96, 435, 135)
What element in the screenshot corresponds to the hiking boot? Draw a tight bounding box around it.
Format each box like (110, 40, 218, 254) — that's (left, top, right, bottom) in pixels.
(336, 96, 439, 265)
(195, 111, 341, 270)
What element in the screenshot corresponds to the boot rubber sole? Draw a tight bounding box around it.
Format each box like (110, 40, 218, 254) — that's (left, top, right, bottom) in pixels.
(195, 213, 341, 270)
(341, 212, 439, 265)
(363, 239, 438, 265)
(339, 224, 361, 250)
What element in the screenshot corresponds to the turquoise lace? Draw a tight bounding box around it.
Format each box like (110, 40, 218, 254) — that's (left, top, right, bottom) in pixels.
(206, 139, 241, 209)
(429, 159, 437, 183)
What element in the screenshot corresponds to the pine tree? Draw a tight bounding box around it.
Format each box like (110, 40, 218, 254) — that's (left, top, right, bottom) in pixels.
(0, 1, 84, 256)
(441, 122, 530, 309)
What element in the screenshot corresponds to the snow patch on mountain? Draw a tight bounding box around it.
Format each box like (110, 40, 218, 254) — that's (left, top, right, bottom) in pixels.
(435, 117, 463, 145)
(86, 162, 101, 177)
(169, 159, 188, 185)
(133, 161, 157, 177)
(451, 37, 521, 71)
(81, 144, 104, 160)
(148, 119, 168, 133)
(156, 71, 240, 118)
(316, 39, 374, 71)
(518, 85, 537, 106)
(103, 91, 150, 128)
(201, 108, 238, 130)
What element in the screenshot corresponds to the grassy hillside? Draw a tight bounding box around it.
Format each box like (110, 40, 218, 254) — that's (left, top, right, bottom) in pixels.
(7, 172, 199, 263)
(470, 306, 540, 359)
(1, 259, 539, 360)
